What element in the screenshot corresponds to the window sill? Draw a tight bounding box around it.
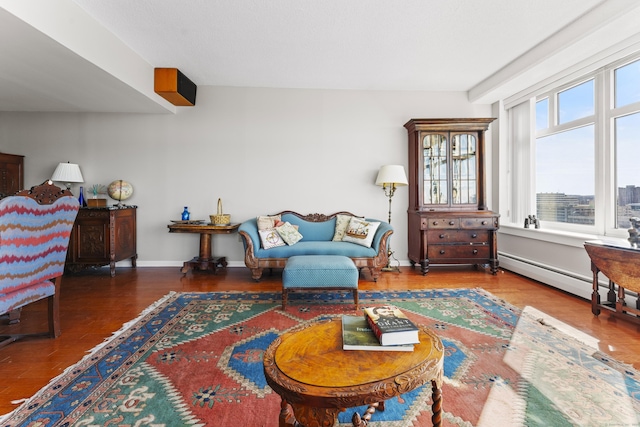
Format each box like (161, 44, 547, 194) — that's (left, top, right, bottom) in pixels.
(498, 224, 607, 249)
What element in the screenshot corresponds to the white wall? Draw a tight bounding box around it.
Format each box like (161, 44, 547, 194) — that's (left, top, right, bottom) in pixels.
(0, 86, 492, 267)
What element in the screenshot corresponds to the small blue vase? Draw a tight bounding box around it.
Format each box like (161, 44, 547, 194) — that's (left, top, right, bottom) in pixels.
(181, 207, 190, 221)
(78, 186, 86, 207)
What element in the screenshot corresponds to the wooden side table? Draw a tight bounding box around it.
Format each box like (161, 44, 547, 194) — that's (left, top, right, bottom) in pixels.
(167, 222, 239, 275)
(263, 318, 444, 427)
(585, 239, 640, 324)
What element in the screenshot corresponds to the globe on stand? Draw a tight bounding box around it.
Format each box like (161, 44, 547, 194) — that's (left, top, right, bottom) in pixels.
(107, 180, 133, 207)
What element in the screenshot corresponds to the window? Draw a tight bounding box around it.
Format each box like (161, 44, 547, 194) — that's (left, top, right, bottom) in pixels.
(536, 126, 595, 225)
(534, 79, 596, 228)
(557, 80, 594, 124)
(615, 112, 640, 227)
(615, 59, 640, 107)
(508, 55, 640, 236)
(536, 98, 548, 130)
(613, 59, 640, 230)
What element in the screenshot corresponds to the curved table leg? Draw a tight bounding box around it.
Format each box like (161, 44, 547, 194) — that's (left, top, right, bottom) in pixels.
(431, 380, 443, 427)
(590, 263, 601, 316)
(352, 402, 381, 426)
(290, 402, 342, 427)
(279, 399, 303, 427)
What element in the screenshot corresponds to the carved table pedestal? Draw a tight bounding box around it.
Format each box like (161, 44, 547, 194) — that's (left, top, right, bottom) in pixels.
(167, 222, 239, 275)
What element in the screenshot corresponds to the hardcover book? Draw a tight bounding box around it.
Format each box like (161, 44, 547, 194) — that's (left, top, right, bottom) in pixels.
(341, 315, 414, 351)
(363, 306, 420, 346)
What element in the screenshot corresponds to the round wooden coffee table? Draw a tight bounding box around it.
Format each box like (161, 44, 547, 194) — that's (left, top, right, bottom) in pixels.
(263, 317, 444, 427)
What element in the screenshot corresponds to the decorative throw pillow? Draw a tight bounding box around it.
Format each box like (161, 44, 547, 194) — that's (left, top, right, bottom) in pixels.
(332, 214, 356, 241)
(275, 219, 300, 231)
(342, 217, 381, 248)
(258, 228, 286, 249)
(276, 221, 303, 245)
(257, 215, 281, 231)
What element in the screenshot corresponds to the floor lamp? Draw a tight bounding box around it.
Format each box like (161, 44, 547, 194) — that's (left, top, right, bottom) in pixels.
(375, 165, 408, 272)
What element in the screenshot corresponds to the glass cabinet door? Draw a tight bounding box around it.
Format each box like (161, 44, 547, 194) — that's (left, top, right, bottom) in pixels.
(422, 133, 448, 205)
(422, 132, 478, 207)
(451, 133, 477, 205)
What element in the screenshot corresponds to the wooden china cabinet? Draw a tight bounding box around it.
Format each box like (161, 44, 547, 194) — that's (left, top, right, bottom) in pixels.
(404, 118, 499, 275)
(0, 152, 24, 199)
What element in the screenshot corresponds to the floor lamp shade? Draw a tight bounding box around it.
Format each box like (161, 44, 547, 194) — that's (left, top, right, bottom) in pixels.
(375, 165, 408, 187)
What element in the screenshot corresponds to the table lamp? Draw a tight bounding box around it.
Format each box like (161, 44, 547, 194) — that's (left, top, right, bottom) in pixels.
(51, 162, 84, 193)
(375, 165, 408, 272)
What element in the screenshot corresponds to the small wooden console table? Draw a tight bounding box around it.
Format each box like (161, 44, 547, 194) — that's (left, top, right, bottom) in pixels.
(167, 222, 239, 275)
(263, 318, 444, 427)
(67, 206, 137, 277)
(584, 239, 640, 324)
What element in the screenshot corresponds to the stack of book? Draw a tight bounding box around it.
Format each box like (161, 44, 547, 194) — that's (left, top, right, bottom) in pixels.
(342, 305, 420, 351)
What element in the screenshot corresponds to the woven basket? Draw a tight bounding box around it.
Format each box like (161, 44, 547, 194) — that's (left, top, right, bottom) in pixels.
(210, 214, 230, 225)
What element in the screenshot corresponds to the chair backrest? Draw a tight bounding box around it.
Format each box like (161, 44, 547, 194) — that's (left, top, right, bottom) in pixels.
(0, 181, 79, 294)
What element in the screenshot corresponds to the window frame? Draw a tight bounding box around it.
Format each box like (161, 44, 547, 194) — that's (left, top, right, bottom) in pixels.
(505, 52, 640, 240)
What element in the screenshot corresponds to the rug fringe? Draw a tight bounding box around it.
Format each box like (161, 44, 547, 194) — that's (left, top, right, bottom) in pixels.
(0, 291, 178, 421)
(97, 291, 178, 349)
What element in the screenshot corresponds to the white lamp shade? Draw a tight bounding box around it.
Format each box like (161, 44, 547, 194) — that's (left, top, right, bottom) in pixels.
(51, 162, 84, 184)
(375, 165, 408, 187)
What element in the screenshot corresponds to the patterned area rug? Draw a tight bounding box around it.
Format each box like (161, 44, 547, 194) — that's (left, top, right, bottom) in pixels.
(1, 289, 639, 427)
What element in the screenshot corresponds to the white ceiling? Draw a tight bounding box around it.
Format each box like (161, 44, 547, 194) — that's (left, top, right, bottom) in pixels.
(1, 0, 639, 113)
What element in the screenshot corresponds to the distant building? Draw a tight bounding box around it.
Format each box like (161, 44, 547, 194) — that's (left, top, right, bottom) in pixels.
(619, 185, 640, 206)
(537, 188, 640, 228)
(536, 192, 594, 225)
(618, 186, 640, 228)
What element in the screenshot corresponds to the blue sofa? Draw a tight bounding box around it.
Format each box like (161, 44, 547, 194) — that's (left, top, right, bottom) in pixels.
(238, 211, 393, 282)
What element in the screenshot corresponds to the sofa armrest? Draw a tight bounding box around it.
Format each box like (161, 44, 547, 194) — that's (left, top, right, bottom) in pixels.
(238, 219, 261, 252)
(368, 220, 393, 255)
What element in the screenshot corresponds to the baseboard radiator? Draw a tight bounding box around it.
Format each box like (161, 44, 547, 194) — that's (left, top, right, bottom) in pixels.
(498, 252, 593, 301)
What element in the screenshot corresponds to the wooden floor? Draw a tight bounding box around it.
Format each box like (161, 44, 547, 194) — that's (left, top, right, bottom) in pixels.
(2, 265, 640, 416)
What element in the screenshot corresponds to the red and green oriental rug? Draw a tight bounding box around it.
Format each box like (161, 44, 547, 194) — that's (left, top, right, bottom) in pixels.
(1, 289, 639, 426)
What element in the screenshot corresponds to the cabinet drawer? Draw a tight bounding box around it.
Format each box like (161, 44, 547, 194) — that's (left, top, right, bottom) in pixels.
(425, 218, 459, 229)
(428, 230, 489, 243)
(428, 245, 490, 259)
(460, 217, 498, 229)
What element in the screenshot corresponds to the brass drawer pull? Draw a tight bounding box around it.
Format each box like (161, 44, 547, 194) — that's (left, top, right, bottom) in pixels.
(471, 233, 477, 238)
(449, 221, 455, 226)
(473, 249, 478, 255)
(482, 220, 488, 225)
(439, 250, 445, 254)
(439, 234, 445, 239)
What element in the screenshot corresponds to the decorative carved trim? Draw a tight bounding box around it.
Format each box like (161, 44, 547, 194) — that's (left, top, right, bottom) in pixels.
(15, 180, 72, 205)
(276, 211, 360, 223)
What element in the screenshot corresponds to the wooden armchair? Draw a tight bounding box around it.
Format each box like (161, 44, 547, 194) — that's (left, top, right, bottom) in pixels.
(0, 181, 79, 348)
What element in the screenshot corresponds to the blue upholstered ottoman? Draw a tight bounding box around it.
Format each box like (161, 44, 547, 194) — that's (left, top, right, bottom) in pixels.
(282, 255, 359, 310)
